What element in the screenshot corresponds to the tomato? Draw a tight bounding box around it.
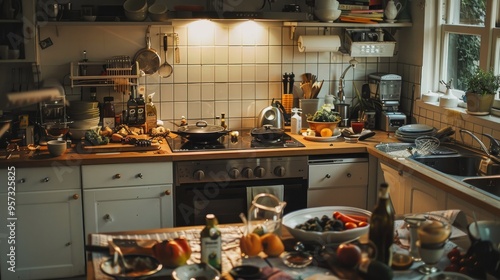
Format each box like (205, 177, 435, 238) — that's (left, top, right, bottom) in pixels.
(447, 247, 461, 260)
(444, 263, 460, 272)
(344, 222, 358, 229)
(358, 221, 368, 227)
(449, 256, 461, 264)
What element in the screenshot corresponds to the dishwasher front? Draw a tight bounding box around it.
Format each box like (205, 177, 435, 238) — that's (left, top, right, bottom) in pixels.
(308, 154, 369, 209)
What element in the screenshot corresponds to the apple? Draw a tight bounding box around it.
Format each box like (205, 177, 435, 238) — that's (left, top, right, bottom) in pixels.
(336, 243, 362, 268)
(152, 237, 192, 268)
(260, 233, 284, 257)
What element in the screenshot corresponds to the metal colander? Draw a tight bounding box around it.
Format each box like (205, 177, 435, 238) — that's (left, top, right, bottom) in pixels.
(415, 136, 440, 155)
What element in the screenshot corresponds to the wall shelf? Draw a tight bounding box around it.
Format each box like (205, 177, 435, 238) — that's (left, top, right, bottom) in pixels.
(283, 21, 413, 28)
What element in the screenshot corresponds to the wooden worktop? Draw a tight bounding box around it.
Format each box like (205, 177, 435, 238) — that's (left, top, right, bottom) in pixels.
(1, 130, 499, 216)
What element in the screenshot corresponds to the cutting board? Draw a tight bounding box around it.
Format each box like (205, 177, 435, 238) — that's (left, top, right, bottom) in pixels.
(77, 141, 160, 153)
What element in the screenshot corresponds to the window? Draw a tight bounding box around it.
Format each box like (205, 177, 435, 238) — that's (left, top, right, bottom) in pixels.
(440, 0, 500, 107)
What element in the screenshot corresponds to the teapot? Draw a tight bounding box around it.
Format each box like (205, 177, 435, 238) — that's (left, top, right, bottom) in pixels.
(384, 0, 402, 22)
(247, 193, 286, 236)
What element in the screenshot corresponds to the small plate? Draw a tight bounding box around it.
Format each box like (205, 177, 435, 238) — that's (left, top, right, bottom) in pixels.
(302, 130, 341, 142)
(281, 251, 313, 268)
(398, 124, 435, 133)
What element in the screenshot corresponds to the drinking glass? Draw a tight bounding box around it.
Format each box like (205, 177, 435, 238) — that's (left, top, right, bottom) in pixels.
(416, 214, 451, 274)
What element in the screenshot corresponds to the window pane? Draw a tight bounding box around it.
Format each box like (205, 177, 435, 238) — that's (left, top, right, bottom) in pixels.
(446, 33, 481, 90)
(450, 0, 486, 26)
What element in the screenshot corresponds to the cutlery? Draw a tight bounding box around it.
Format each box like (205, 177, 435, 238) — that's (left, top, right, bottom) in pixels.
(108, 240, 133, 274)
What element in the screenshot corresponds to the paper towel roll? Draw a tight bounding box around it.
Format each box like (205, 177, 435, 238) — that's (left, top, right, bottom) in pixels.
(298, 35, 341, 53)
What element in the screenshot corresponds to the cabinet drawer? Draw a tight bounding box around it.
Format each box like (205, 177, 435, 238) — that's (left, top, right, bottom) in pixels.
(82, 162, 172, 188)
(0, 166, 81, 192)
(309, 162, 368, 189)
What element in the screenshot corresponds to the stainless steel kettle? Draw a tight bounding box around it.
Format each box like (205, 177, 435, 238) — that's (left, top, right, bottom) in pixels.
(257, 99, 285, 128)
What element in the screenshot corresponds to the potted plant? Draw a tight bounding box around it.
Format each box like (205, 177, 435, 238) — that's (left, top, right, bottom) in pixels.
(350, 84, 382, 125)
(464, 68, 500, 115)
(306, 105, 341, 136)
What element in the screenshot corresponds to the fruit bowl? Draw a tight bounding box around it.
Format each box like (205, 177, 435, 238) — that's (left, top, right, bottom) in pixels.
(307, 121, 340, 136)
(172, 263, 220, 280)
(282, 206, 371, 244)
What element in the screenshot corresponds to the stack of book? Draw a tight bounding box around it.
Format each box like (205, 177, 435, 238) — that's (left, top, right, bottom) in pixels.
(338, 0, 384, 23)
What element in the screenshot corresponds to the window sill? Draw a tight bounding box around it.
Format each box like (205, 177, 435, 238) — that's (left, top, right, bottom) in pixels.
(415, 100, 500, 130)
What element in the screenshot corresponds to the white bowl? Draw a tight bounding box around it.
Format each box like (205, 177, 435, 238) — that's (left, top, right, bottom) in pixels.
(468, 221, 500, 250)
(83, 15, 96, 22)
(124, 0, 148, 21)
(314, 0, 339, 10)
(172, 263, 220, 280)
(149, 2, 168, 14)
(47, 140, 67, 157)
(283, 206, 371, 244)
(314, 9, 342, 22)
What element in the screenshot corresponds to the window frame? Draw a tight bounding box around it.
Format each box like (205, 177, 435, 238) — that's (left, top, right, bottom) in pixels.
(439, 0, 498, 107)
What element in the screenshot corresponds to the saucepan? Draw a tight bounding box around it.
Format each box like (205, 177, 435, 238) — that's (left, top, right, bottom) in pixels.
(173, 120, 230, 143)
(251, 124, 285, 142)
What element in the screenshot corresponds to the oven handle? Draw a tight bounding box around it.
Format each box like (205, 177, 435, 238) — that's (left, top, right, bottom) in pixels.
(308, 158, 368, 164)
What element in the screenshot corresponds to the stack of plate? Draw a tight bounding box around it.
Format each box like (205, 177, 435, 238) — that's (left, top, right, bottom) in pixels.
(67, 101, 100, 129)
(395, 124, 437, 143)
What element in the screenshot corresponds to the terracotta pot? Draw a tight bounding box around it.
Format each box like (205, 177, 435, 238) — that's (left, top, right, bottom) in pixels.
(465, 92, 495, 115)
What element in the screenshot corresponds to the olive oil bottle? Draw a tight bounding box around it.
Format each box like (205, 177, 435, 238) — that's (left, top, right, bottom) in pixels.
(200, 214, 222, 272)
(369, 183, 395, 266)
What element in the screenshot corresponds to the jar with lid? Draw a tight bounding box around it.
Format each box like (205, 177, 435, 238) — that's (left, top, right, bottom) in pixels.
(102, 97, 115, 128)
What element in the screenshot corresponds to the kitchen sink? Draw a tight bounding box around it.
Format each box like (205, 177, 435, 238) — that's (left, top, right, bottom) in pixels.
(411, 154, 500, 177)
(463, 177, 500, 199)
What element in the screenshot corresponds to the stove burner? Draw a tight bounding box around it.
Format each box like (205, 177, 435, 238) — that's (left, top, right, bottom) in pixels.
(167, 130, 304, 152)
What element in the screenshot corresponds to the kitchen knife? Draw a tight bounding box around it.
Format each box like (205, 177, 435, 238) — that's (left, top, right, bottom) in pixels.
(282, 73, 288, 94)
(288, 72, 295, 94)
(359, 131, 376, 141)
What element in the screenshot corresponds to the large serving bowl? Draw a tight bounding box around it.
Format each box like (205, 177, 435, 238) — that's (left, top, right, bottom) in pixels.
(307, 121, 340, 136)
(123, 0, 148, 21)
(283, 206, 371, 244)
(172, 263, 220, 280)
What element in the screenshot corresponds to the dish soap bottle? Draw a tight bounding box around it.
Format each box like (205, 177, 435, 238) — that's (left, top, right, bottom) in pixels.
(145, 92, 157, 133)
(291, 108, 301, 135)
(200, 214, 222, 272)
(369, 183, 395, 266)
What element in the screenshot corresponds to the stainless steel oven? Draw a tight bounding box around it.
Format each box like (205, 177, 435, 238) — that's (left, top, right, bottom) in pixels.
(174, 156, 308, 227)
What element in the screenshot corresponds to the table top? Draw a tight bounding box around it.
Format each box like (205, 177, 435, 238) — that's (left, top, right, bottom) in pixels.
(86, 221, 472, 280)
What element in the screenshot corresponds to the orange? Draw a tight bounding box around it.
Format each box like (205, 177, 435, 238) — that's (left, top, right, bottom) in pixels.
(240, 233, 262, 257)
(320, 128, 333, 137)
(260, 233, 284, 257)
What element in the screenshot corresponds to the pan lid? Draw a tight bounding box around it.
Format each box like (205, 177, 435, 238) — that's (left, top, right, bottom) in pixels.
(177, 121, 226, 133)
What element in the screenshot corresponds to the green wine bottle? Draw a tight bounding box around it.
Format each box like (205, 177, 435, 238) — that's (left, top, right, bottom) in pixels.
(369, 183, 395, 266)
(200, 214, 222, 272)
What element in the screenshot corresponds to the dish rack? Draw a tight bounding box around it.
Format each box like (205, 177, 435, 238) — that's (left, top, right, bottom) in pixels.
(69, 56, 140, 93)
(343, 29, 396, 57)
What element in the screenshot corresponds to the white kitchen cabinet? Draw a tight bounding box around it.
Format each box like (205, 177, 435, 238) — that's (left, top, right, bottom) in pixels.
(82, 162, 173, 241)
(0, 167, 84, 280)
(308, 156, 369, 209)
(404, 176, 446, 214)
(446, 193, 498, 222)
(379, 162, 408, 215)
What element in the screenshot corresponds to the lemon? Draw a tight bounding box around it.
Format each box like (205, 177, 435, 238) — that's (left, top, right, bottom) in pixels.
(320, 128, 333, 137)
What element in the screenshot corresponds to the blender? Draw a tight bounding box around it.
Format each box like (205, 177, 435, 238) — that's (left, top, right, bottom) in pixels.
(368, 73, 406, 131)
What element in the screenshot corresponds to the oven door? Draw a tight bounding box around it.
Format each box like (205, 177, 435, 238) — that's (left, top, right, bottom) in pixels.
(174, 178, 307, 227)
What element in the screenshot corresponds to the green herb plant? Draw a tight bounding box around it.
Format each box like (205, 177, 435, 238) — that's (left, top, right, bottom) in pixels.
(307, 106, 341, 122)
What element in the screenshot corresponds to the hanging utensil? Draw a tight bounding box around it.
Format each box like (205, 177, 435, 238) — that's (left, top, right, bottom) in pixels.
(174, 33, 180, 64)
(133, 26, 161, 76)
(158, 35, 173, 78)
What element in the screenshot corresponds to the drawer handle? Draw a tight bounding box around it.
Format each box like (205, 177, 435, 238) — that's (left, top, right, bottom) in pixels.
(103, 214, 113, 222)
(164, 190, 171, 196)
(346, 173, 352, 178)
(65, 242, 71, 246)
(42, 177, 50, 183)
(136, 173, 143, 179)
(19, 178, 25, 183)
(113, 174, 121, 179)
(398, 170, 403, 176)
(72, 194, 80, 200)
(325, 174, 331, 179)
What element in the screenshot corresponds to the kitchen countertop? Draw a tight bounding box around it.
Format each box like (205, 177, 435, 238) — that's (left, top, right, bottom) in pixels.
(1, 130, 499, 217)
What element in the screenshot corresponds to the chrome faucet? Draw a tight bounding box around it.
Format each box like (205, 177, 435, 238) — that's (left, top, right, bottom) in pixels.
(459, 129, 500, 164)
(337, 58, 358, 102)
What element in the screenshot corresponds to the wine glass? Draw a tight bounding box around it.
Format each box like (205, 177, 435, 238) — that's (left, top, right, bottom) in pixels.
(416, 214, 452, 274)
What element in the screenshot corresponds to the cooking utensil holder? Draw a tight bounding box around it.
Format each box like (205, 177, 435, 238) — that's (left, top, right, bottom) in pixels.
(282, 94, 293, 115)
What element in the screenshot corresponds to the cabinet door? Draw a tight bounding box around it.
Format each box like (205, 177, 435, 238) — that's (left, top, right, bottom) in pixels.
(83, 184, 173, 239)
(379, 163, 407, 215)
(447, 194, 498, 222)
(0, 190, 85, 280)
(308, 186, 367, 209)
(405, 176, 446, 214)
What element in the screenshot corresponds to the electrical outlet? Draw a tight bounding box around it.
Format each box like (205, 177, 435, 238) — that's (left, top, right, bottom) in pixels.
(39, 38, 53, 49)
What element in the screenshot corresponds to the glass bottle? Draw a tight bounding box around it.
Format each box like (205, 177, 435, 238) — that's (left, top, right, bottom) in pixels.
(136, 93, 146, 125)
(102, 97, 115, 128)
(200, 214, 222, 272)
(369, 183, 395, 266)
(127, 93, 137, 125)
